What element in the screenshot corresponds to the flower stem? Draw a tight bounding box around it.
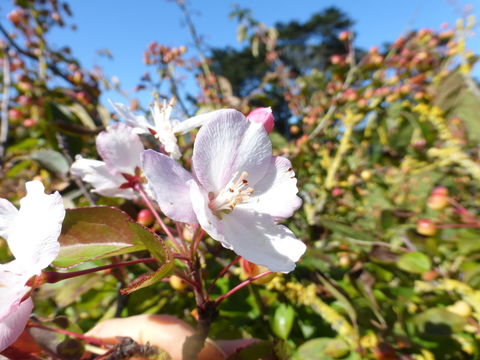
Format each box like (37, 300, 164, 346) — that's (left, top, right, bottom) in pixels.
(43, 258, 157, 283)
(214, 271, 273, 305)
(208, 256, 241, 295)
(437, 223, 480, 229)
(28, 322, 113, 347)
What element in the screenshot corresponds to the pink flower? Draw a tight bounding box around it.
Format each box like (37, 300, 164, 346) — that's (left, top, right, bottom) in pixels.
(71, 123, 144, 199)
(247, 107, 275, 133)
(0, 181, 65, 351)
(142, 109, 305, 272)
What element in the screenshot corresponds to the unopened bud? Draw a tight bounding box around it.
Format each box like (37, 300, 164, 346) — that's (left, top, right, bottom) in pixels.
(137, 209, 154, 227)
(169, 275, 188, 291)
(247, 107, 274, 133)
(416, 219, 437, 236)
(427, 186, 449, 210)
(23, 118, 37, 128)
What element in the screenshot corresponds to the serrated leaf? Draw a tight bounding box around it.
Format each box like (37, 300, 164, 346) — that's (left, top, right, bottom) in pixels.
(120, 261, 175, 294)
(54, 206, 147, 267)
(128, 222, 170, 263)
(397, 252, 431, 274)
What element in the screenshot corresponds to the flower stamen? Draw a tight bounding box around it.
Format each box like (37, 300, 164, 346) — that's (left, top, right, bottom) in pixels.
(209, 171, 253, 216)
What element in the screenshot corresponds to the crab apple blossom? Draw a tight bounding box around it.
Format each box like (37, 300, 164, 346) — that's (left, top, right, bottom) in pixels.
(142, 109, 306, 273)
(109, 98, 210, 159)
(70, 123, 144, 199)
(0, 181, 65, 352)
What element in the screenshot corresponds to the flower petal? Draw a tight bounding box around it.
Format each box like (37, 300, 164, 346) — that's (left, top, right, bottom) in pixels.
(142, 150, 196, 223)
(192, 109, 272, 192)
(0, 199, 18, 240)
(71, 157, 136, 199)
(221, 209, 306, 273)
(6, 181, 64, 271)
(243, 156, 302, 220)
(0, 297, 32, 352)
(189, 181, 305, 272)
(172, 111, 215, 134)
(0, 262, 31, 322)
(96, 123, 144, 174)
(109, 100, 150, 134)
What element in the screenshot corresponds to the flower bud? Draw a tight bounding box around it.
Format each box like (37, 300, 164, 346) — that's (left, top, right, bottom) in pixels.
(338, 30, 350, 42)
(332, 187, 343, 197)
(416, 219, 437, 236)
(169, 275, 188, 291)
(427, 186, 449, 210)
(8, 108, 22, 121)
(137, 209, 154, 227)
(247, 107, 274, 133)
(360, 170, 372, 181)
(23, 118, 37, 128)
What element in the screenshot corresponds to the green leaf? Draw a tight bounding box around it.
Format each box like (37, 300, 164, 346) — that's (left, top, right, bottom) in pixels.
(127, 222, 170, 263)
(54, 206, 147, 267)
(272, 303, 295, 340)
(324, 338, 350, 358)
(397, 252, 431, 274)
(120, 261, 175, 294)
(319, 218, 375, 242)
(414, 308, 467, 337)
(317, 275, 357, 325)
(31, 150, 70, 177)
(294, 338, 359, 360)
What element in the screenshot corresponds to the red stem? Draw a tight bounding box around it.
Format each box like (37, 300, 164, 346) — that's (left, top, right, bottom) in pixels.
(134, 183, 184, 254)
(437, 223, 480, 229)
(214, 271, 273, 305)
(191, 228, 205, 258)
(208, 256, 241, 296)
(44, 257, 157, 283)
(28, 323, 113, 347)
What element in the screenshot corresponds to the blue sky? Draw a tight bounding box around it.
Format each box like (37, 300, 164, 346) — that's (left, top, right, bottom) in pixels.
(1, 0, 479, 108)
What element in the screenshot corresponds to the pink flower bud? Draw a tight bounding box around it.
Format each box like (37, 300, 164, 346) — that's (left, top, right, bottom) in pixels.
(247, 107, 274, 133)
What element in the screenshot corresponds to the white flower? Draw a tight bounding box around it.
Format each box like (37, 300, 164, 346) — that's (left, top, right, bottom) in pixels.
(142, 109, 306, 273)
(71, 123, 144, 199)
(109, 99, 210, 160)
(0, 181, 65, 351)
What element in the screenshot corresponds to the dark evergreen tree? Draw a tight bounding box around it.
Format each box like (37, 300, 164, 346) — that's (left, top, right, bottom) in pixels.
(209, 7, 357, 135)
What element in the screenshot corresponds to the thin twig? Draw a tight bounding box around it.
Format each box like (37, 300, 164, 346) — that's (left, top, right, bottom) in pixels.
(134, 182, 184, 254)
(214, 271, 273, 305)
(208, 256, 241, 295)
(309, 36, 358, 139)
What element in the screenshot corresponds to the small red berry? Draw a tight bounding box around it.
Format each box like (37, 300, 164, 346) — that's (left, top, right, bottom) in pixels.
(137, 209, 154, 227)
(416, 219, 437, 236)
